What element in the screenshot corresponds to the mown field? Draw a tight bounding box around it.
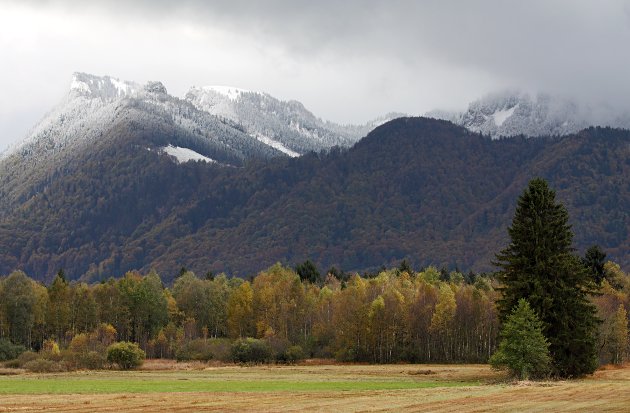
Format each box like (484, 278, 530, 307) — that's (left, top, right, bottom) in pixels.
(1, 361, 629, 412)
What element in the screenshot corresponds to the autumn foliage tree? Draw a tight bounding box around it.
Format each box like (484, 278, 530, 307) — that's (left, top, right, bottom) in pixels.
(0, 257, 624, 368)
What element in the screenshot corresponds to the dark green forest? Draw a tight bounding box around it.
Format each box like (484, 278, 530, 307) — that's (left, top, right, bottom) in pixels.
(0, 118, 628, 283)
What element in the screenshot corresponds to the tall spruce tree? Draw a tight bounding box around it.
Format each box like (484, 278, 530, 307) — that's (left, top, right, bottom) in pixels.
(494, 178, 599, 377)
(582, 245, 606, 285)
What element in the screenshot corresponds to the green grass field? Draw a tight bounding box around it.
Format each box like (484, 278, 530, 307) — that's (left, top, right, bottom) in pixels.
(0, 374, 478, 394)
(1, 363, 629, 412)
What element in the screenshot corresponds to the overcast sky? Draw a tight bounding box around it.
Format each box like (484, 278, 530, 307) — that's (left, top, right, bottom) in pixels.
(1, 0, 630, 151)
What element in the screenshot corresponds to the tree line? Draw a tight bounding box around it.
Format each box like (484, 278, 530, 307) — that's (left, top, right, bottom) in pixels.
(1, 178, 628, 376)
(0, 259, 627, 367)
(0, 264, 499, 364)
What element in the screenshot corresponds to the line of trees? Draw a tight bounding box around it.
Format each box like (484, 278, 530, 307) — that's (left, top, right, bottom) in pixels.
(0, 264, 500, 364)
(1, 258, 627, 366)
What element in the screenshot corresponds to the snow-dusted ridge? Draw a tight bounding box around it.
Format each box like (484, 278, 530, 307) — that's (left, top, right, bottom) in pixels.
(202, 86, 252, 101)
(2, 72, 402, 177)
(0, 72, 405, 217)
(184, 84, 381, 155)
(427, 91, 630, 138)
(70, 72, 140, 100)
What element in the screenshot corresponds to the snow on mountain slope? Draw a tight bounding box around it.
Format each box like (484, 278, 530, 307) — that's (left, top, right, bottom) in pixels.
(70, 72, 140, 100)
(160, 144, 216, 164)
(251, 133, 300, 157)
(1, 73, 289, 166)
(1, 72, 401, 215)
(204, 86, 251, 101)
(185, 86, 393, 154)
(0, 73, 285, 214)
(428, 91, 630, 138)
(3, 73, 397, 170)
(492, 105, 517, 127)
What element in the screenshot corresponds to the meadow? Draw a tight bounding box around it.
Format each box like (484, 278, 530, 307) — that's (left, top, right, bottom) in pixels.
(1, 361, 629, 412)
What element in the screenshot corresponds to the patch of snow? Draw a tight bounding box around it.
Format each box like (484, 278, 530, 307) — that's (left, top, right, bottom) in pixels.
(161, 145, 216, 164)
(290, 120, 321, 140)
(492, 105, 517, 127)
(202, 86, 250, 101)
(70, 78, 90, 93)
(252, 134, 300, 157)
(111, 78, 130, 96)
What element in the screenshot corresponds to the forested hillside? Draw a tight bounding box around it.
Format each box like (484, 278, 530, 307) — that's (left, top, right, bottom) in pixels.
(0, 118, 628, 282)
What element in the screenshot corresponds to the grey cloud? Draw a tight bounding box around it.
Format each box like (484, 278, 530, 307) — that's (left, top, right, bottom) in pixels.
(3, 0, 630, 150)
(32, 0, 630, 97)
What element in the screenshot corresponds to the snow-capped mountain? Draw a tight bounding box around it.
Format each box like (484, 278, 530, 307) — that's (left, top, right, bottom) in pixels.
(0, 74, 273, 213)
(428, 91, 630, 138)
(3, 73, 392, 165)
(184, 86, 396, 156)
(0, 73, 399, 215)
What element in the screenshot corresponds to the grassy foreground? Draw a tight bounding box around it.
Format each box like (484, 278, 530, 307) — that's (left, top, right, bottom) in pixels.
(1, 362, 629, 412)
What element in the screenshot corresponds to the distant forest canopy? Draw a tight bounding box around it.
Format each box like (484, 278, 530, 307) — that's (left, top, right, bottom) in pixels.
(0, 259, 628, 366)
(0, 118, 629, 282)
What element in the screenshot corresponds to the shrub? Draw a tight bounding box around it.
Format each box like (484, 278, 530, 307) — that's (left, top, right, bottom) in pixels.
(176, 339, 214, 361)
(80, 351, 107, 370)
(2, 360, 20, 368)
(283, 345, 305, 364)
(63, 349, 106, 370)
(265, 336, 290, 361)
(68, 333, 90, 354)
(23, 358, 66, 373)
(176, 338, 232, 362)
(231, 338, 271, 364)
(42, 339, 61, 356)
(207, 339, 233, 362)
(0, 339, 26, 362)
(106, 342, 145, 370)
(11, 351, 39, 367)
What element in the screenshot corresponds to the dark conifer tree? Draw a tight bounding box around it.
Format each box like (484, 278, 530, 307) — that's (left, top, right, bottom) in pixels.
(397, 259, 413, 275)
(56, 268, 66, 283)
(582, 245, 606, 285)
(494, 178, 599, 377)
(295, 260, 321, 284)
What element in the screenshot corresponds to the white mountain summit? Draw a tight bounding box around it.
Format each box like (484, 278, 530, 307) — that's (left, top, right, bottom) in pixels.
(3, 73, 389, 164)
(428, 91, 630, 138)
(184, 85, 385, 156)
(0, 73, 399, 212)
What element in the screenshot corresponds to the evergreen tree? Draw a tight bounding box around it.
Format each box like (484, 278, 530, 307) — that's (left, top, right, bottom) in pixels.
(56, 268, 66, 283)
(397, 259, 413, 275)
(494, 178, 599, 377)
(295, 260, 321, 284)
(490, 299, 551, 380)
(582, 245, 606, 285)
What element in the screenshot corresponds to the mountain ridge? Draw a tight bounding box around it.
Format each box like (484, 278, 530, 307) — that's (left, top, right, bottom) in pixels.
(428, 90, 630, 138)
(2, 72, 399, 216)
(1, 116, 627, 282)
